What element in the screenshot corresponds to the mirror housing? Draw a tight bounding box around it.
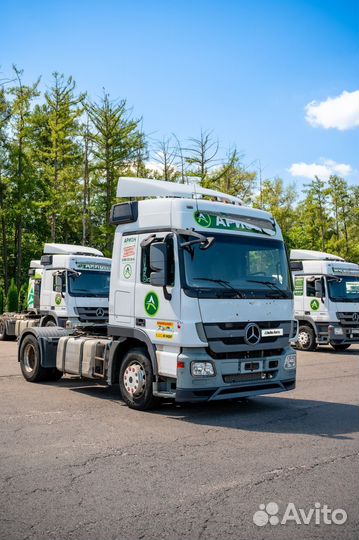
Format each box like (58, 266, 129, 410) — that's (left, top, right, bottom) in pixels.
(315, 279, 324, 298)
(150, 242, 168, 287)
(53, 272, 65, 293)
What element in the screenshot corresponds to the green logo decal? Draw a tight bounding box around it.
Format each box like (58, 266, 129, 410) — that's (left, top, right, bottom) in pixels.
(294, 277, 304, 296)
(27, 286, 34, 309)
(55, 294, 62, 306)
(310, 299, 320, 311)
(144, 291, 159, 317)
(194, 211, 274, 235)
(123, 264, 132, 279)
(195, 212, 211, 228)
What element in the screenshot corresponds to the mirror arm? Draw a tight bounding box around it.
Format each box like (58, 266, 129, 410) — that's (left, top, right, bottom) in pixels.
(163, 286, 172, 301)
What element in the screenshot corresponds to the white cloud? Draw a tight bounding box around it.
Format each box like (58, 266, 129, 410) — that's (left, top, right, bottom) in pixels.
(305, 90, 359, 130)
(289, 159, 352, 180)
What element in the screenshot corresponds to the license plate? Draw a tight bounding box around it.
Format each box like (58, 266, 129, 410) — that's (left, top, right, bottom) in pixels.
(261, 328, 283, 337)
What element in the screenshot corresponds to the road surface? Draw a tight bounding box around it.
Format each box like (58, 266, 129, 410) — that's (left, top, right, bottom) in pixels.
(0, 341, 358, 540)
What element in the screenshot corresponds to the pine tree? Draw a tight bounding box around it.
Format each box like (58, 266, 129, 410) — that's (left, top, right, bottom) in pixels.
(86, 92, 143, 252)
(7, 278, 18, 312)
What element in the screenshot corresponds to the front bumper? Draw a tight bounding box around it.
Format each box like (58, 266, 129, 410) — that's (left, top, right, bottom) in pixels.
(316, 322, 359, 345)
(175, 347, 296, 403)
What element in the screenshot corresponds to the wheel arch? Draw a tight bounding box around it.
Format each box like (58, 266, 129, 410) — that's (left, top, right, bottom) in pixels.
(18, 326, 69, 367)
(297, 317, 318, 336)
(107, 331, 158, 386)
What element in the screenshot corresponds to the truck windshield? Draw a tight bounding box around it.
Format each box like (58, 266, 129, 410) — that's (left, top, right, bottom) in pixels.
(180, 233, 292, 299)
(327, 276, 359, 303)
(68, 271, 110, 297)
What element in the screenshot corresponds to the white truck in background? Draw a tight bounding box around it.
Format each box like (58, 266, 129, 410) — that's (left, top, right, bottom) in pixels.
(290, 249, 359, 351)
(17, 177, 297, 408)
(0, 243, 111, 340)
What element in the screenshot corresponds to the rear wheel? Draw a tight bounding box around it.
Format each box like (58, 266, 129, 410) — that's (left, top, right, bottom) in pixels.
(297, 325, 317, 351)
(20, 334, 62, 382)
(44, 319, 57, 327)
(0, 319, 9, 341)
(331, 343, 351, 351)
(119, 348, 156, 410)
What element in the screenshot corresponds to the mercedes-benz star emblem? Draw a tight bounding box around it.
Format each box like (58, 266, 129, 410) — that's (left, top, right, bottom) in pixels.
(353, 313, 359, 322)
(244, 323, 261, 346)
(96, 308, 105, 318)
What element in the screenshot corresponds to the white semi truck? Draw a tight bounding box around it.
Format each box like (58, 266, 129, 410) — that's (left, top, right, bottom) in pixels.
(290, 249, 359, 351)
(17, 177, 297, 408)
(0, 243, 111, 340)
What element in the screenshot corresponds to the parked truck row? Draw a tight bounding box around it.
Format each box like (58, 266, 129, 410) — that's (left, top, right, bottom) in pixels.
(2, 177, 358, 411)
(0, 244, 111, 340)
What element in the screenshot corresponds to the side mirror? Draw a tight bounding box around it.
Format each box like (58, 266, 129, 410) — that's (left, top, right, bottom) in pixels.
(315, 279, 323, 298)
(150, 242, 168, 287)
(54, 272, 65, 293)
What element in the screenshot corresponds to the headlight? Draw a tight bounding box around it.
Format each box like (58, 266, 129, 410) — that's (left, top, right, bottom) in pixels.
(334, 327, 344, 335)
(191, 361, 215, 377)
(284, 354, 296, 370)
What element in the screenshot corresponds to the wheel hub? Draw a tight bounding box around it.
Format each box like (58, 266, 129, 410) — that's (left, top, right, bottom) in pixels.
(23, 343, 36, 373)
(298, 331, 309, 346)
(123, 362, 146, 397)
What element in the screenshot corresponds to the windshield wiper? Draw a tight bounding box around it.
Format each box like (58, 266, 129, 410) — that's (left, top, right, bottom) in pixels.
(193, 278, 245, 298)
(246, 279, 288, 298)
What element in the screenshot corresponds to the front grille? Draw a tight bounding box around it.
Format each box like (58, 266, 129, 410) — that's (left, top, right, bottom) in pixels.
(74, 307, 109, 322)
(207, 348, 284, 360)
(223, 371, 278, 383)
(203, 320, 291, 357)
(336, 312, 359, 327)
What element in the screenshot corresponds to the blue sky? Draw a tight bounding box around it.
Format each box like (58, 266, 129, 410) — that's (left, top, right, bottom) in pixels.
(1, 0, 358, 188)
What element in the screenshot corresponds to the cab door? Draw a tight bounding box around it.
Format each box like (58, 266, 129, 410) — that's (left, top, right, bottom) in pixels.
(134, 233, 181, 347)
(304, 276, 326, 316)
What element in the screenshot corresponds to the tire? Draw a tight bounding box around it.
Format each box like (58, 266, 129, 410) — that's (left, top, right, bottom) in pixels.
(330, 343, 351, 352)
(296, 325, 317, 351)
(0, 319, 10, 341)
(119, 348, 156, 410)
(44, 319, 57, 327)
(19, 334, 62, 382)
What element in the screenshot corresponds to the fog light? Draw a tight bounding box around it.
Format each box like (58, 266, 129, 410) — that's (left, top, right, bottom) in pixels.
(191, 361, 215, 377)
(284, 354, 296, 370)
(334, 327, 344, 335)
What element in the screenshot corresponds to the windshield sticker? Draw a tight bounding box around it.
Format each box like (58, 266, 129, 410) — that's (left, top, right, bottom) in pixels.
(156, 321, 174, 340)
(75, 262, 111, 271)
(294, 277, 304, 296)
(310, 299, 320, 311)
(194, 211, 274, 236)
(144, 291, 159, 317)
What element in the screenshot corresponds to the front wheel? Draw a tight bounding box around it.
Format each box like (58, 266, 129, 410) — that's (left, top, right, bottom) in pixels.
(331, 343, 351, 352)
(19, 334, 62, 382)
(296, 325, 317, 351)
(119, 348, 156, 410)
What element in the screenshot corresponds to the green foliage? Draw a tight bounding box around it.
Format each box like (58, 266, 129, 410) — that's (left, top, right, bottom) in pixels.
(7, 278, 18, 312)
(0, 66, 358, 290)
(0, 287, 4, 314)
(18, 283, 28, 312)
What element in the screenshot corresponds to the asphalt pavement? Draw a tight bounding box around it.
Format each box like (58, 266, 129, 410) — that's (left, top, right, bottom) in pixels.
(0, 341, 358, 540)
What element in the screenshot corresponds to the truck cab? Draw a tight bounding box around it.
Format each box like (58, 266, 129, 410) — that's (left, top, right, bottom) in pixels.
(39, 243, 112, 327)
(291, 249, 359, 351)
(0, 244, 111, 340)
(17, 178, 297, 410)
